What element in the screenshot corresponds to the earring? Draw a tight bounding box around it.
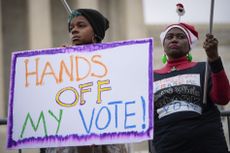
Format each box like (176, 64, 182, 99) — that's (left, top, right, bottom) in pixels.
(162, 54, 167, 64)
(94, 34, 102, 43)
(187, 53, 192, 62)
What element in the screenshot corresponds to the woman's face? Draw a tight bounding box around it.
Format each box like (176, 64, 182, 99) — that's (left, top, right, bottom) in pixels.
(69, 16, 95, 45)
(163, 28, 190, 60)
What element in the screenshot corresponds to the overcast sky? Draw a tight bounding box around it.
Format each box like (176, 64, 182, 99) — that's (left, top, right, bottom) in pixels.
(143, 0, 230, 24)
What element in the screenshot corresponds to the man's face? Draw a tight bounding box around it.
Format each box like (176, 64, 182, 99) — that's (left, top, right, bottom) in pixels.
(163, 28, 190, 60)
(69, 16, 95, 45)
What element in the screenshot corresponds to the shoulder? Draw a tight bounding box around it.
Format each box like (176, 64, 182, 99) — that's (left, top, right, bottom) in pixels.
(154, 66, 169, 74)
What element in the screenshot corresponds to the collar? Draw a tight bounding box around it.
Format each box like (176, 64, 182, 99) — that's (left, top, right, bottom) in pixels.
(154, 56, 197, 74)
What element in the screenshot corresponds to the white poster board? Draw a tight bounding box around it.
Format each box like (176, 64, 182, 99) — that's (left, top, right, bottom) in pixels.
(7, 38, 154, 149)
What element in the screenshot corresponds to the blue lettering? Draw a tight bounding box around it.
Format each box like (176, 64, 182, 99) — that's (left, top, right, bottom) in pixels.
(163, 104, 170, 113)
(108, 101, 123, 128)
(124, 101, 136, 129)
(173, 102, 181, 110)
(95, 106, 111, 130)
(79, 109, 95, 133)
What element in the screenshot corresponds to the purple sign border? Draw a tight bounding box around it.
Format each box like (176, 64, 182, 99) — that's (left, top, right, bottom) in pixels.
(7, 38, 154, 148)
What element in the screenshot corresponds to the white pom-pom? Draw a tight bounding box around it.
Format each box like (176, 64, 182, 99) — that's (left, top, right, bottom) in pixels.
(176, 3, 185, 16)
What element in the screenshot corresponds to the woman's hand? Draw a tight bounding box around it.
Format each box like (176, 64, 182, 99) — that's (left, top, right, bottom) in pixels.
(203, 34, 219, 62)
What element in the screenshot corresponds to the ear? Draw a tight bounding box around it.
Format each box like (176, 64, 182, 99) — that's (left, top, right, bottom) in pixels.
(92, 37, 97, 43)
(91, 34, 97, 43)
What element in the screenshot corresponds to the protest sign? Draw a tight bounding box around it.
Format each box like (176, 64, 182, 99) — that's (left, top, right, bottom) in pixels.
(7, 38, 153, 149)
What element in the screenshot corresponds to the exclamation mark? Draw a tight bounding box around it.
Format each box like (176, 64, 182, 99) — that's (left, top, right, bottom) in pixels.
(141, 96, 146, 129)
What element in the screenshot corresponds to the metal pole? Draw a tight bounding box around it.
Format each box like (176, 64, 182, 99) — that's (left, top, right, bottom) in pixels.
(0, 118, 7, 125)
(209, 0, 215, 34)
(148, 140, 153, 153)
(60, 0, 72, 15)
(203, 0, 215, 104)
(127, 144, 132, 153)
(227, 117, 230, 146)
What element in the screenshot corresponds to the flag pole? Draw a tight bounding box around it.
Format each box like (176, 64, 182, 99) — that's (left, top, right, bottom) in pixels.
(203, 0, 215, 104)
(60, 0, 72, 15)
(209, 0, 215, 34)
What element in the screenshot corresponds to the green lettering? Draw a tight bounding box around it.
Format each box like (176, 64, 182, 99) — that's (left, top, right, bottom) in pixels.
(48, 109, 63, 134)
(20, 111, 47, 138)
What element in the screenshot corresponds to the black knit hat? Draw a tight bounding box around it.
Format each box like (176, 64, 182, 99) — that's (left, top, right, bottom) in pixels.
(68, 9, 109, 42)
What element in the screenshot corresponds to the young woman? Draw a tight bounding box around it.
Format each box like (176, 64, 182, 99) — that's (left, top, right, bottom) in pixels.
(45, 8, 127, 153)
(153, 23, 230, 153)
(68, 8, 109, 46)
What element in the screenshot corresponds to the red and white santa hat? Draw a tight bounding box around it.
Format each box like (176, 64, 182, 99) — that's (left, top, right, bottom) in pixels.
(160, 22, 199, 49)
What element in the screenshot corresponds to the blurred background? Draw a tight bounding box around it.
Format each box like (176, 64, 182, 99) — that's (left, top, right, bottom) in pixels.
(0, 0, 229, 152)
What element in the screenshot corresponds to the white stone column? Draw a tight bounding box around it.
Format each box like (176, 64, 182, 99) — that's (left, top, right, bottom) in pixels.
(105, 0, 126, 41)
(76, 0, 99, 9)
(123, 0, 146, 39)
(0, 0, 5, 117)
(106, 0, 146, 41)
(28, 0, 52, 49)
